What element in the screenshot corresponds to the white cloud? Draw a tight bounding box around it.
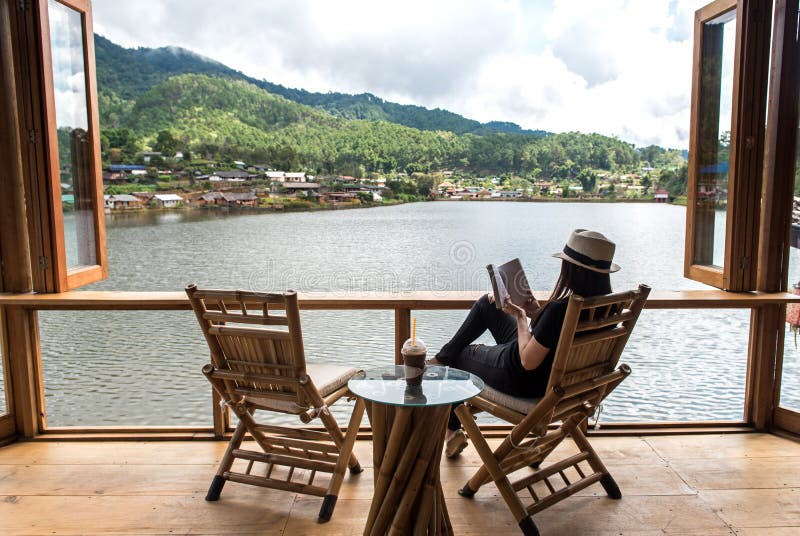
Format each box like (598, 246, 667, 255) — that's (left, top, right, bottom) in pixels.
(92, 0, 712, 148)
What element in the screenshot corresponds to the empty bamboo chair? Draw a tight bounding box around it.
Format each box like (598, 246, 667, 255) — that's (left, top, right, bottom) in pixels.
(454, 284, 651, 536)
(186, 285, 365, 522)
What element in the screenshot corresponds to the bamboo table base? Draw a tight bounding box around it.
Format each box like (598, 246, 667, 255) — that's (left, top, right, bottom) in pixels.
(363, 401, 453, 536)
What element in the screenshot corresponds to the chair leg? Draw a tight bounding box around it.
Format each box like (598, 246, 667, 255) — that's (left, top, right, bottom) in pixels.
(455, 405, 531, 529)
(519, 516, 540, 536)
(600, 473, 622, 500)
(318, 403, 362, 472)
(569, 423, 622, 499)
(206, 417, 247, 501)
(319, 397, 366, 522)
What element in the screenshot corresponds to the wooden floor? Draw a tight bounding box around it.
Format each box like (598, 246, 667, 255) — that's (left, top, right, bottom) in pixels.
(0, 433, 798, 535)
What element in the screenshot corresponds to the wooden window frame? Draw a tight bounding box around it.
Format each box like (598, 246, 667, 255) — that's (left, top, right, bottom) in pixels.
(685, 0, 771, 291)
(28, 0, 107, 292)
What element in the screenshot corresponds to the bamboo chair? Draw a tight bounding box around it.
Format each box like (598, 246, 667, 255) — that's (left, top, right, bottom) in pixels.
(454, 284, 651, 536)
(186, 285, 365, 522)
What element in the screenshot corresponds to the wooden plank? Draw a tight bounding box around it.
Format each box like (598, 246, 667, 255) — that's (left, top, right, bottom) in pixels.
(1, 289, 799, 310)
(745, 305, 781, 429)
(0, 494, 293, 535)
(4, 308, 39, 437)
(0, 0, 33, 294)
(394, 306, 410, 364)
(760, 0, 800, 437)
(0, 435, 796, 534)
(0, 463, 218, 495)
(699, 488, 800, 528)
(645, 432, 800, 460)
(670, 455, 800, 489)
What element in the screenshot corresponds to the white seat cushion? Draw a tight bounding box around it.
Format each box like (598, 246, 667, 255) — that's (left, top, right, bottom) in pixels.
(307, 362, 361, 398)
(479, 384, 541, 415)
(244, 362, 360, 414)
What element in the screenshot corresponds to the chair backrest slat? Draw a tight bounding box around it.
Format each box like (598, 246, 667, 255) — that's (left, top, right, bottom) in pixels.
(186, 285, 308, 405)
(203, 311, 289, 326)
(546, 284, 650, 397)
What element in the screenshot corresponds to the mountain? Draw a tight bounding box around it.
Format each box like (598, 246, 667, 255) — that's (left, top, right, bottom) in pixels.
(94, 35, 548, 137)
(94, 36, 644, 177)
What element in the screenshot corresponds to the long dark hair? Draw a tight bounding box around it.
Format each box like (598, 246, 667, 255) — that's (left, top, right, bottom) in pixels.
(531, 260, 611, 323)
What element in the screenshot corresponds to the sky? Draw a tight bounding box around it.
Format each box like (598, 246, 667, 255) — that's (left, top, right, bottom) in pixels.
(92, 0, 713, 150)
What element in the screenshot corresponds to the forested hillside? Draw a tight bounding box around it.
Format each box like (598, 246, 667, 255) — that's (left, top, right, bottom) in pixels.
(93, 35, 689, 184)
(95, 35, 547, 137)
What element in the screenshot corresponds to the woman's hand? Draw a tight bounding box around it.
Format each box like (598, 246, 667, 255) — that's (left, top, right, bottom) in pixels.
(501, 301, 527, 320)
(522, 297, 540, 317)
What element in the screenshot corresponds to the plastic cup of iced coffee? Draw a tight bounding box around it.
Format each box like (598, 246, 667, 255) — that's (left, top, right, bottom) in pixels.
(401, 337, 426, 386)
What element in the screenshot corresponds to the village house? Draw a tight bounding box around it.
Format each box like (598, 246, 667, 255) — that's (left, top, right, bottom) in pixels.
(107, 164, 147, 179)
(131, 191, 154, 205)
(138, 151, 162, 163)
(655, 189, 670, 203)
(568, 185, 584, 195)
(279, 182, 321, 196)
(325, 192, 357, 203)
(197, 191, 224, 206)
(534, 180, 554, 195)
(104, 194, 141, 210)
(492, 190, 522, 198)
(266, 171, 291, 182)
(626, 185, 646, 196)
(246, 164, 269, 173)
(284, 172, 306, 183)
(208, 170, 255, 182)
(437, 181, 456, 195)
(151, 193, 184, 208)
(221, 191, 259, 206)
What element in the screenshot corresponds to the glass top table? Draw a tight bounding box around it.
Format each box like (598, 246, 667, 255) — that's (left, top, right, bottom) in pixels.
(349, 365, 484, 534)
(348, 365, 484, 407)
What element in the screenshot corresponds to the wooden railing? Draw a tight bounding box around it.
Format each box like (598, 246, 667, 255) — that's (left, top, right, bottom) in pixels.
(0, 289, 798, 437)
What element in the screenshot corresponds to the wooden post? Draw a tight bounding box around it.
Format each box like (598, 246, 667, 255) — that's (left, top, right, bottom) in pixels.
(0, 0, 42, 439)
(211, 379, 227, 438)
(395, 306, 410, 365)
(748, 0, 800, 431)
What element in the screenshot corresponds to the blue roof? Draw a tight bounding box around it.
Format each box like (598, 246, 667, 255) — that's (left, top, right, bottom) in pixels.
(109, 164, 147, 171)
(700, 162, 729, 174)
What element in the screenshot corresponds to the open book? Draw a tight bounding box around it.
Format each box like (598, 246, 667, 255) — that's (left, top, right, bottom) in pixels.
(487, 258, 538, 311)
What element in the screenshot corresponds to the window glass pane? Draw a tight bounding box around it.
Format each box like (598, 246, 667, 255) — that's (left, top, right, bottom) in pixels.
(48, 0, 96, 270)
(693, 10, 735, 269)
(419, 308, 749, 423)
(39, 311, 212, 426)
(0, 308, 6, 416)
(781, 107, 800, 411)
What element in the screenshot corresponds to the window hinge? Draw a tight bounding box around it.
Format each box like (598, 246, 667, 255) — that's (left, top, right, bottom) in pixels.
(740, 256, 748, 270)
(17, 0, 30, 11)
(38, 255, 49, 271)
(28, 129, 38, 144)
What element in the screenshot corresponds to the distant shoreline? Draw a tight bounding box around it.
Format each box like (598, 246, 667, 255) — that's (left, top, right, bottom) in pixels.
(96, 195, 680, 217)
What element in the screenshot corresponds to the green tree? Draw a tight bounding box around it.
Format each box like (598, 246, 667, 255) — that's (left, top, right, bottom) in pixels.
(576, 169, 597, 194)
(153, 129, 179, 156)
(641, 175, 652, 195)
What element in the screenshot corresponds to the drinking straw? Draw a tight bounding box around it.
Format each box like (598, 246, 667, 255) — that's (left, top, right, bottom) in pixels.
(412, 317, 417, 345)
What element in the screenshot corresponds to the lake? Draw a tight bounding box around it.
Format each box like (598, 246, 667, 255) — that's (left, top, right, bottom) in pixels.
(35, 201, 800, 426)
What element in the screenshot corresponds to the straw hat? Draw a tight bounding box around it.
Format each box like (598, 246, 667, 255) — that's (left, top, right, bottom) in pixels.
(552, 229, 621, 273)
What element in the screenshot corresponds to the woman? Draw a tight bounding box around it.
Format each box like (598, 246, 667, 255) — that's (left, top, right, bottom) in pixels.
(432, 229, 620, 458)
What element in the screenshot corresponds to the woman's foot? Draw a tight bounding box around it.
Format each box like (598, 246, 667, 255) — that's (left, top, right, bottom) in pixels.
(445, 429, 468, 458)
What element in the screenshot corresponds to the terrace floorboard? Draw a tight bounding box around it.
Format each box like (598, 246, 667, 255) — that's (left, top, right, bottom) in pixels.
(0, 433, 798, 535)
